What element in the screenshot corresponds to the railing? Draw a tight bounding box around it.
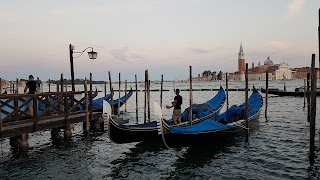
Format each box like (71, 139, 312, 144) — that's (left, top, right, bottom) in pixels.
(0, 91, 93, 132)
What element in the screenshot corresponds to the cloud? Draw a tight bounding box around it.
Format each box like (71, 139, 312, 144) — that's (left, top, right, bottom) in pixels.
(269, 41, 289, 50)
(110, 47, 129, 62)
(188, 48, 213, 54)
(129, 53, 144, 59)
(286, 0, 307, 18)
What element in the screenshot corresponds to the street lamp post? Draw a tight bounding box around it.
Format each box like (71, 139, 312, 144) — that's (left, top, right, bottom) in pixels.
(69, 44, 97, 105)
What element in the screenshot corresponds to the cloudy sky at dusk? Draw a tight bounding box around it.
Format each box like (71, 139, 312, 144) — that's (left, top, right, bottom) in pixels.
(0, 0, 319, 81)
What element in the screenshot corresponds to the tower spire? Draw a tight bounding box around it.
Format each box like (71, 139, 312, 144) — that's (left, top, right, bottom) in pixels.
(240, 42, 243, 52)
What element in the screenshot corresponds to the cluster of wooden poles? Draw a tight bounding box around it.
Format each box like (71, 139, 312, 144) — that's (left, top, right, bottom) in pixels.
(107, 70, 163, 124)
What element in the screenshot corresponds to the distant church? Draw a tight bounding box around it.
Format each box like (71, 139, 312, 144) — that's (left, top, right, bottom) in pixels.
(228, 43, 292, 81)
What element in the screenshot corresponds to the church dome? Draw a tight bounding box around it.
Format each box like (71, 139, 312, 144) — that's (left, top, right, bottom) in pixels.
(264, 56, 273, 66)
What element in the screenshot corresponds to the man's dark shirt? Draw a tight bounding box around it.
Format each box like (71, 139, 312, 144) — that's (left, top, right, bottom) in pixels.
(174, 95, 182, 110)
(26, 80, 38, 94)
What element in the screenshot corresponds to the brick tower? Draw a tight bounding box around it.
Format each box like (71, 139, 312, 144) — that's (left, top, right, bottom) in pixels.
(238, 43, 245, 72)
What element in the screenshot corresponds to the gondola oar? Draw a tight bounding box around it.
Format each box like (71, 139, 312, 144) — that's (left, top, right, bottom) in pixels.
(154, 102, 171, 149)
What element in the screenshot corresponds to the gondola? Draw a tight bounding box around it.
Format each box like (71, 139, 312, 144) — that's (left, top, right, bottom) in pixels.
(158, 86, 263, 149)
(108, 87, 226, 144)
(261, 87, 320, 97)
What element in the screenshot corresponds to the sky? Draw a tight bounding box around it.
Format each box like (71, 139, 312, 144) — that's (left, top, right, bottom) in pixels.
(0, 0, 319, 81)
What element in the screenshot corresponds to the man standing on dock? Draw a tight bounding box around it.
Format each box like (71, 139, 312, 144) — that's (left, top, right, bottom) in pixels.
(166, 89, 182, 124)
(24, 75, 39, 116)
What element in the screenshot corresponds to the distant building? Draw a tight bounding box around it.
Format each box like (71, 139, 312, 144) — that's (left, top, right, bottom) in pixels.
(292, 67, 320, 79)
(228, 43, 292, 81)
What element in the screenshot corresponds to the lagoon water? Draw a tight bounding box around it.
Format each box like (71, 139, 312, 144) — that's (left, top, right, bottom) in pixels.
(0, 79, 320, 179)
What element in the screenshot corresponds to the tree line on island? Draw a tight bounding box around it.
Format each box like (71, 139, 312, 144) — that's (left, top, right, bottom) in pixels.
(201, 70, 223, 80)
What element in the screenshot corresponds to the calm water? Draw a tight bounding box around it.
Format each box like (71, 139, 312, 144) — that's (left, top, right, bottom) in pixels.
(0, 79, 320, 179)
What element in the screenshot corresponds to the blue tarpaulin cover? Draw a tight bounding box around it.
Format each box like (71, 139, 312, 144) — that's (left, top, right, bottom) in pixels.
(215, 91, 262, 123)
(181, 88, 226, 122)
(170, 119, 231, 133)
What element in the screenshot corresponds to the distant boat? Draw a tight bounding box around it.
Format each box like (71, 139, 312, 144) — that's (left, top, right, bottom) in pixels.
(261, 87, 320, 97)
(159, 86, 262, 149)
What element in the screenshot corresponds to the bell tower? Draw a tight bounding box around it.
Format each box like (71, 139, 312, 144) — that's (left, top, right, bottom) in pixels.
(238, 43, 245, 73)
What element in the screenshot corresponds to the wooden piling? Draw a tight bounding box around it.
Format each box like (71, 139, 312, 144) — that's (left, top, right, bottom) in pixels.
(304, 79, 306, 108)
(84, 80, 89, 133)
(118, 73, 121, 116)
(245, 63, 249, 143)
(148, 80, 151, 122)
(108, 71, 114, 115)
(307, 73, 310, 122)
(265, 72, 269, 118)
(160, 75, 163, 109)
(135, 75, 138, 123)
(16, 78, 18, 94)
(12, 83, 14, 94)
(309, 54, 316, 163)
(125, 80, 127, 112)
(90, 73, 93, 122)
(0, 78, 1, 95)
(104, 83, 107, 100)
(226, 72, 229, 109)
(189, 66, 193, 125)
(60, 74, 64, 92)
(283, 77, 286, 91)
(144, 70, 147, 123)
(48, 79, 51, 92)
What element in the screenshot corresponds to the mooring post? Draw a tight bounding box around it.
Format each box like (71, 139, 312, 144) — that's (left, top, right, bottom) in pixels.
(0, 78, 2, 95)
(309, 54, 316, 162)
(148, 80, 151, 122)
(226, 72, 229, 109)
(160, 75, 163, 109)
(118, 73, 121, 117)
(307, 73, 311, 122)
(265, 72, 269, 118)
(189, 66, 193, 125)
(309, 54, 316, 164)
(245, 63, 249, 143)
(283, 76, 286, 91)
(104, 83, 107, 100)
(90, 73, 93, 122)
(16, 78, 18, 94)
(84, 80, 89, 134)
(304, 79, 306, 108)
(19, 134, 29, 152)
(9, 136, 19, 149)
(125, 80, 127, 113)
(108, 71, 114, 115)
(60, 74, 64, 92)
(48, 79, 51, 93)
(135, 75, 138, 123)
(12, 83, 14, 94)
(144, 70, 147, 123)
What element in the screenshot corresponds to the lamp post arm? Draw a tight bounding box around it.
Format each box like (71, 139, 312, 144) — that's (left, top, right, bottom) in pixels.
(73, 47, 94, 58)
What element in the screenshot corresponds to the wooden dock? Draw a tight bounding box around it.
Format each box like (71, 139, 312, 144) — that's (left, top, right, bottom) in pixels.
(0, 90, 103, 150)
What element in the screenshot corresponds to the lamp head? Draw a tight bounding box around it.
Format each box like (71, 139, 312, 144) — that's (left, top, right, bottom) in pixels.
(88, 49, 98, 59)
